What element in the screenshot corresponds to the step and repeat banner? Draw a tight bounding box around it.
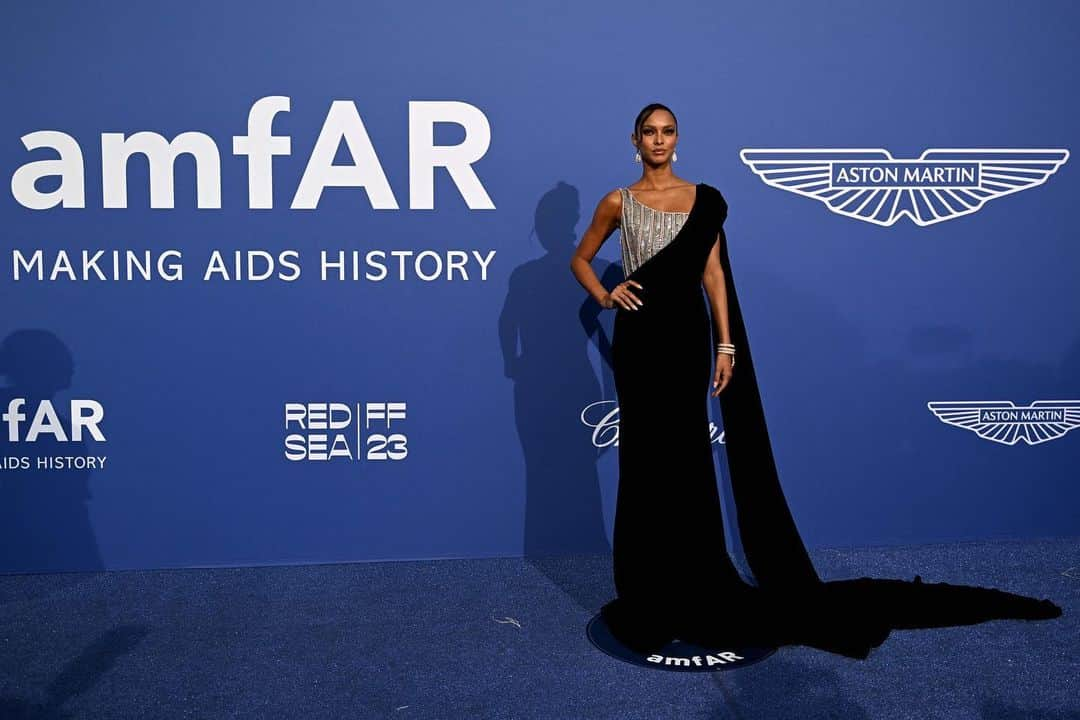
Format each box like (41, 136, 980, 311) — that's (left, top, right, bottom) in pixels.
(2, 0, 1077, 573)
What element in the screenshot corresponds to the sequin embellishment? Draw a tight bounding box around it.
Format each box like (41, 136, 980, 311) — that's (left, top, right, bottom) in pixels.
(618, 187, 690, 278)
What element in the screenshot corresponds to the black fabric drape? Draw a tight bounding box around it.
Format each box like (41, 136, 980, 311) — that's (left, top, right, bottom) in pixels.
(600, 183, 1061, 659)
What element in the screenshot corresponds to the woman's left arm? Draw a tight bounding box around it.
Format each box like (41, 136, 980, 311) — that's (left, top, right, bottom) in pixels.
(702, 229, 733, 396)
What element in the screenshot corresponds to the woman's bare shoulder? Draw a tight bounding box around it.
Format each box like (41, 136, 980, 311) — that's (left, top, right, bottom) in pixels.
(595, 187, 624, 217)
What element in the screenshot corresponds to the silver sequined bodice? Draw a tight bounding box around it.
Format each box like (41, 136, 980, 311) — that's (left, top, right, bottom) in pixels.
(618, 187, 690, 278)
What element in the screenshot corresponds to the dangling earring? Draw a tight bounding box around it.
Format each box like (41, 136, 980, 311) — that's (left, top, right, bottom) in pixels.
(672, 150, 678, 163)
(634, 149, 641, 163)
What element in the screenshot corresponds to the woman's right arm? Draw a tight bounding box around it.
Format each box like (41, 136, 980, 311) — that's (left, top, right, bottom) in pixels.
(569, 190, 643, 311)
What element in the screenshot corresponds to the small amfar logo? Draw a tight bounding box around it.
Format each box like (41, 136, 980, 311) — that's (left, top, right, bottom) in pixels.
(740, 148, 1068, 226)
(927, 400, 1080, 445)
(2, 398, 105, 442)
(1, 398, 108, 471)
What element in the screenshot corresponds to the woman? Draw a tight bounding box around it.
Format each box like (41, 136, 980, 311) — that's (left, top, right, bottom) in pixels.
(569, 103, 1061, 659)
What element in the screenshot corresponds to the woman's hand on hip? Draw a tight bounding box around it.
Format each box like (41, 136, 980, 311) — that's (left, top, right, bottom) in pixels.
(604, 280, 644, 311)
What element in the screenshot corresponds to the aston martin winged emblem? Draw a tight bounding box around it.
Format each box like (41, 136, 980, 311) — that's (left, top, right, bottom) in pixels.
(740, 149, 1069, 226)
(927, 400, 1080, 445)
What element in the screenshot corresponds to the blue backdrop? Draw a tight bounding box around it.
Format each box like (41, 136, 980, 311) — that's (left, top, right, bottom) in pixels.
(2, 0, 1077, 573)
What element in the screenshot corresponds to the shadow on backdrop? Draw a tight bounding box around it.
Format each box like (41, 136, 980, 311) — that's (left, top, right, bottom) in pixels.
(500, 181, 616, 610)
(0, 329, 103, 574)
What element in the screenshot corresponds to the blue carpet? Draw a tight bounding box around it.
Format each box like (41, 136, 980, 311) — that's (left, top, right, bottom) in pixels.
(0, 536, 1076, 719)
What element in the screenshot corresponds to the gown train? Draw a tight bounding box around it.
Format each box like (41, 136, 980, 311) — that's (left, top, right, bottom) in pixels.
(600, 183, 1061, 659)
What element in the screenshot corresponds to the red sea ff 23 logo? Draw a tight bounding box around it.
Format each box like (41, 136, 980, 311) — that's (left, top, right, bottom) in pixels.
(283, 402, 408, 462)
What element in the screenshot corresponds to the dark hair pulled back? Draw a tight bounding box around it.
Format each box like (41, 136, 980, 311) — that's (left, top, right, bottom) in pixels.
(633, 103, 678, 142)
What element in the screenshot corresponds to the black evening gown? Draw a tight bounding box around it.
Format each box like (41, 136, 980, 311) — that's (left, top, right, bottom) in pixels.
(600, 183, 1061, 659)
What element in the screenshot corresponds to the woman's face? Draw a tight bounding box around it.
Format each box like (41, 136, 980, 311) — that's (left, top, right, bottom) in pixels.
(633, 110, 678, 166)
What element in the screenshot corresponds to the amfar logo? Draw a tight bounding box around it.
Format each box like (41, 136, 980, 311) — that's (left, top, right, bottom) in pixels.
(927, 400, 1080, 445)
(740, 149, 1069, 226)
(1, 398, 107, 470)
(2, 398, 105, 442)
(11, 97, 494, 210)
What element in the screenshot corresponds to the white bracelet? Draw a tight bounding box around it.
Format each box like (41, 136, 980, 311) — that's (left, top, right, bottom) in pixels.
(717, 343, 735, 369)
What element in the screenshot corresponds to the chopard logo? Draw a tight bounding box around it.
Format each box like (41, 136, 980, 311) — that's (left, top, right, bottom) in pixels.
(580, 400, 726, 447)
(927, 400, 1080, 445)
(740, 148, 1069, 226)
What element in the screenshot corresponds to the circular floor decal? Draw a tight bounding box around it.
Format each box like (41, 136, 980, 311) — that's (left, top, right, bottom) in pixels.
(586, 612, 777, 672)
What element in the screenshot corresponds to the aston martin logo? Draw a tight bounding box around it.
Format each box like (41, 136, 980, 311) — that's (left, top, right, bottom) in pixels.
(740, 149, 1069, 226)
(927, 400, 1080, 445)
